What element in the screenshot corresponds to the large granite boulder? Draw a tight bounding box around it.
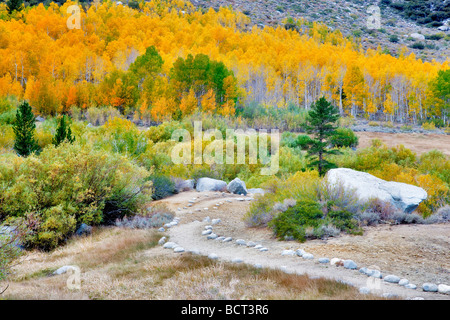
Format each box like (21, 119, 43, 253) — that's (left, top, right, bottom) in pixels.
(326, 168, 427, 213)
(196, 177, 227, 192)
(227, 178, 248, 195)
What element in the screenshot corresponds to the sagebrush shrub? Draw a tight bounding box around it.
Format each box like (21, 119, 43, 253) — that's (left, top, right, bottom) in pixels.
(0, 143, 152, 250)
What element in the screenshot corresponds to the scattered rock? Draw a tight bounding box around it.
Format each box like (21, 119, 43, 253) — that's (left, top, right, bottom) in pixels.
(405, 284, 417, 290)
(318, 258, 330, 264)
(158, 237, 166, 245)
(205, 225, 213, 230)
(53, 266, 77, 275)
(216, 236, 225, 241)
(232, 258, 243, 264)
(398, 279, 409, 286)
(246, 241, 257, 247)
(163, 242, 178, 249)
(75, 223, 92, 237)
(202, 229, 212, 236)
(302, 253, 314, 260)
(438, 284, 450, 295)
(253, 264, 263, 269)
(259, 247, 268, 252)
(296, 249, 306, 257)
(207, 233, 218, 240)
(158, 227, 165, 232)
(343, 260, 357, 270)
(203, 216, 211, 223)
(410, 33, 425, 41)
(173, 247, 185, 253)
(236, 239, 246, 245)
(359, 287, 371, 294)
(281, 250, 296, 256)
(247, 188, 265, 195)
(330, 258, 343, 266)
(211, 218, 221, 225)
(422, 283, 438, 292)
(254, 245, 263, 250)
(223, 237, 233, 242)
(208, 253, 219, 260)
(227, 178, 248, 195)
(384, 275, 401, 283)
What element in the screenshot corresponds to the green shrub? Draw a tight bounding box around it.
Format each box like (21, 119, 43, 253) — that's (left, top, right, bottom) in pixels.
(148, 174, 177, 200)
(0, 143, 152, 250)
(290, 134, 313, 149)
(329, 127, 359, 148)
(269, 198, 361, 242)
(269, 199, 324, 242)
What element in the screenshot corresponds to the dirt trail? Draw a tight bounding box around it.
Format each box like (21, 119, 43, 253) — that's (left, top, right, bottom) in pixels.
(156, 191, 450, 300)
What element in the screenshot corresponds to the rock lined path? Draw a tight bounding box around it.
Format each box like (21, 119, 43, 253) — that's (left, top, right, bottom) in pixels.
(157, 191, 450, 300)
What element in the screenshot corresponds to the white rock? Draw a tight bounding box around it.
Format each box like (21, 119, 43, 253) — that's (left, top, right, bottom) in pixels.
(203, 217, 211, 223)
(326, 168, 427, 213)
(196, 178, 227, 192)
(202, 229, 212, 236)
(343, 260, 357, 269)
(216, 236, 225, 241)
(422, 283, 438, 292)
(259, 247, 268, 252)
(254, 245, 263, 250)
(438, 284, 450, 295)
(208, 253, 219, 260)
(330, 258, 343, 266)
(173, 247, 185, 253)
(384, 275, 401, 283)
(223, 237, 233, 242)
(53, 266, 77, 275)
(158, 237, 166, 245)
(253, 263, 263, 269)
(296, 249, 306, 257)
(232, 258, 243, 264)
(246, 241, 257, 247)
(410, 33, 425, 40)
(302, 253, 314, 260)
(405, 284, 417, 290)
(205, 225, 213, 230)
(398, 279, 409, 286)
(211, 219, 221, 225)
(236, 239, 246, 245)
(359, 287, 371, 294)
(207, 233, 218, 240)
(163, 242, 178, 249)
(318, 258, 330, 264)
(281, 250, 296, 256)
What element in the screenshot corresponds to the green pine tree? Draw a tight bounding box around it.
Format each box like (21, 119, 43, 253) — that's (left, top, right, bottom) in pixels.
(13, 101, 41, 157)
(303, 96, 341, 176)
(53, 115, 75, 147)
(6, 0, 24, 15)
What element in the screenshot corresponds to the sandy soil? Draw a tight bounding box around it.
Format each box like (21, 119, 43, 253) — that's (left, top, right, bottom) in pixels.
(356, 132, 450, 156)
(157, 190, 450, 300)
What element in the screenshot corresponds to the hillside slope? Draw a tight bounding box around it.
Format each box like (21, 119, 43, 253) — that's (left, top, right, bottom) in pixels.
(193, 0, 450, 62)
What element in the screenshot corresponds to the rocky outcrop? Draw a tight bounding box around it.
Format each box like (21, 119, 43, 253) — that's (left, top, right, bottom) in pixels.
(326, 168, 427, 213)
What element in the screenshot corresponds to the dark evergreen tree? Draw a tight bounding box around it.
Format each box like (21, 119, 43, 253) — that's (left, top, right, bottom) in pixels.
(52, 115, 75, 146)
(302, 97, 341, 176)
(6, 0, 24, 14)
(13, 101, 40, 157)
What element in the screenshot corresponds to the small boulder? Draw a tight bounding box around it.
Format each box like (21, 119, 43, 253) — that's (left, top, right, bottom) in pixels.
(196, 178, 227, 192)
(302, 253, 314, 260)
(343, 260, 357, 270)
(208, 253, 219, 260)
(410, 33, 425, 41)
(422, 283, 438, 292)
(236, 239, 246, 246)
(438, 284, 450, 295)
(281, 250, 295, 256)
(318, 258, 330, 264)
(75, 223, 92, 237)
(384, 275, 401, 283)
(227, 178, 248, 195)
